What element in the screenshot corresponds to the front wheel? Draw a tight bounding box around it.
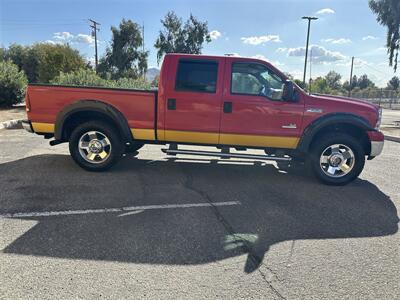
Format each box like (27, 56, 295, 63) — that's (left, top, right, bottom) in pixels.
(309, 133, 365, 185)
(69, 121, 123, 171)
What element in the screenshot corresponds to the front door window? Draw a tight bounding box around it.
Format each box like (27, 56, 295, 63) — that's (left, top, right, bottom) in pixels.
(231, 62, 285, 100)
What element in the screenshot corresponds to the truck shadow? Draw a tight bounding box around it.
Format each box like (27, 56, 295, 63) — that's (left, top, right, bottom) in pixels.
(1, 154, 398, 273)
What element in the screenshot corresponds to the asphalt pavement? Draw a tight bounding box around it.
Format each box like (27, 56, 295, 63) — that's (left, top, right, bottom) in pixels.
(382, 108, 400, 126)
(0, 129, 399, 299)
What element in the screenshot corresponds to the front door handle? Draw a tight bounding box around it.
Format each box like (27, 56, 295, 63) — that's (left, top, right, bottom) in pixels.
(167, 98, 176, 110)
(223, 101, 232, 113)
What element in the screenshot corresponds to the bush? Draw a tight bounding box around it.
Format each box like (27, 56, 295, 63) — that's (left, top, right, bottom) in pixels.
(0, 60, 28, 107)
(35, 43, 87, 82)
(51, 69, 152, 90)
(2, 43, 88, 83)
(110, 77, 152, 89)
(51, 69, 106, 86)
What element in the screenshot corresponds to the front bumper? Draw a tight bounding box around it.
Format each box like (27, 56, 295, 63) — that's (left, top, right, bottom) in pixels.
(368, 131, 384, 157)
(21, 120, 34, 133)
(370, 141, 384, 156)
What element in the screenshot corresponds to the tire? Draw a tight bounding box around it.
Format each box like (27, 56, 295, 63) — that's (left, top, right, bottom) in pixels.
(69, 121, 123, 171)
(309, 133, 365, 185)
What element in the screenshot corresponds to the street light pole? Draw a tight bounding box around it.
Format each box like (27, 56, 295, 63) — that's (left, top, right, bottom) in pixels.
(302, 16, 318, 86)
(348, 56, 355, 97)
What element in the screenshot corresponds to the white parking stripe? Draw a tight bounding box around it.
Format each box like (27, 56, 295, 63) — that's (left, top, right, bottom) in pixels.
(0, 201, 240, 219)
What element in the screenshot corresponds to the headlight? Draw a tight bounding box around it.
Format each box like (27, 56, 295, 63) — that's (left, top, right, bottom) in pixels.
(375, 107, 382, 129)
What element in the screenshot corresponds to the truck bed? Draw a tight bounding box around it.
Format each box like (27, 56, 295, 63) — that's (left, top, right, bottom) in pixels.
(26, 84, 157, 139)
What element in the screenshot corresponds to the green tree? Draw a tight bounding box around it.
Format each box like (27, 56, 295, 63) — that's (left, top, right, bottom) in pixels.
(98, 19, 148, 79)
(1, 43, 86, 83)
(343, 75, 358, 92)
(151, 74, 160, 87)
(1, 44, 40, 82)
(325, 70, 342, 89)
(34, 43, 87, 82)
(154, 11, 211, 64)
(293, 79, 307, 90)
(0, 47, 5, 61)
(387, 75, 400, 89)
(0, 60, 28, 107)
(357, 74, 376, 89)
(342, 80, 350, 91)
(310, 77, 329, 94)
(369, 0, 400, 71)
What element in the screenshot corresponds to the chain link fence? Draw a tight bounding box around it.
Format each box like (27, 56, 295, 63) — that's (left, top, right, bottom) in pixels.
(349, 89, 400, 110)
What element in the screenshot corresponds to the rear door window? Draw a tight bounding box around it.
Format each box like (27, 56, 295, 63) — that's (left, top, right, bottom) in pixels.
(175, 60, 218, 93)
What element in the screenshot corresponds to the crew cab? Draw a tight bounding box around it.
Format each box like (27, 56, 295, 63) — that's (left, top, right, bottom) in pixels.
(22, 53, 384, 185)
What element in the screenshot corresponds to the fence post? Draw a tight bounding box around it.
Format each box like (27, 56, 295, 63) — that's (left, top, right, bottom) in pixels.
(379, 88, 383, 107)
(390, 90, 393, 109)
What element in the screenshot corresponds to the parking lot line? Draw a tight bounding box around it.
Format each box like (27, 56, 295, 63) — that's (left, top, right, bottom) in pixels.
(0, 201, 241, 219)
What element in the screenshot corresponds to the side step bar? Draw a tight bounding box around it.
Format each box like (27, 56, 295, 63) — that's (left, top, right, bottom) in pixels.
(161, 148, 291, 162)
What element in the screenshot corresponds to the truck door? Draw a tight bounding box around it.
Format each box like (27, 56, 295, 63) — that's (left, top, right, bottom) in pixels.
(219, 59, 304, 149)
(161, 56, 224, 144)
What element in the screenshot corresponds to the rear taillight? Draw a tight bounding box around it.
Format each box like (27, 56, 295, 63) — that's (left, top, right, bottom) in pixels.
(25, 88, 31, 112)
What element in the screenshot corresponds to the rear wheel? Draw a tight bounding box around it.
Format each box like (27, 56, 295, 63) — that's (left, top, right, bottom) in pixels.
(309, 133, 365, 185)
(69, 121, 123, 171)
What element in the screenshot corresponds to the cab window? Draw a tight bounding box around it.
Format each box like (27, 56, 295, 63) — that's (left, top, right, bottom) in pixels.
(231, 62, 285, 100)
(175, 60, 218, 93)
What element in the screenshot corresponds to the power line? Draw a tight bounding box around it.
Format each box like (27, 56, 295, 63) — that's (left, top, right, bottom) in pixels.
(359, 62, 391, 76)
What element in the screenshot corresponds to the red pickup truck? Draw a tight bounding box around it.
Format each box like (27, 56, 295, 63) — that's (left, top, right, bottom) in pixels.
(22, 53, 384, 185)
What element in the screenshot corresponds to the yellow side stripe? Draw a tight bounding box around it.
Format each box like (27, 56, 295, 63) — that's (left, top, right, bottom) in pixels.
(130, 128, 156, 140)
(31, 122, 55, 133)
(161, 130, 299, 149)
(220, 133, 299, 149)
(30, 123, 298, 149)
(163, 130, 219, 144)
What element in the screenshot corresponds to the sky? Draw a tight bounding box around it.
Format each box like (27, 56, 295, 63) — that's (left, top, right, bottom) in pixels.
(0, 0, 396, 87)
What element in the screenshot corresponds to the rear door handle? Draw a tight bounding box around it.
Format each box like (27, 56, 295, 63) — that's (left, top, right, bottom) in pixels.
(223, 101, 232, 113)
(167, 98, 176, 110)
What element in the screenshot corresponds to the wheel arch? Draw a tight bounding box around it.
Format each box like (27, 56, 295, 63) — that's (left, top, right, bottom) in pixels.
(55, 100, 133, 143)
(297, 113, 374, 155)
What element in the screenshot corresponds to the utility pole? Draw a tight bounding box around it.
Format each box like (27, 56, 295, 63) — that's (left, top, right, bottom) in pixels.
(309, 49, 313, 94)
(142, 22, 145, 81)
(89, 19, 100, 73)
(302, 16, 318, 86)
(348, 56, 355, 97)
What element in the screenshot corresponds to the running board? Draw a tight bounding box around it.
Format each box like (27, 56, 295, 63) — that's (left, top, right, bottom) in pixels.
(161, 149, 291, 162)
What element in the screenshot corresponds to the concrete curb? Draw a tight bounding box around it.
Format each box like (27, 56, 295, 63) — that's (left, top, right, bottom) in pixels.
(384, 135, 400, 143)
(0, 119, 23, 130)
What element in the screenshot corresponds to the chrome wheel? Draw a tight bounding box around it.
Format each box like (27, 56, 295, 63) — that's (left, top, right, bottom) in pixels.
(319, 144, 355, 178)
(78, 131, 112, 164)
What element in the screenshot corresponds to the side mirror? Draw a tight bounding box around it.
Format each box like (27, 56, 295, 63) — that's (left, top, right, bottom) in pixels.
(282, 80, 296, 102)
